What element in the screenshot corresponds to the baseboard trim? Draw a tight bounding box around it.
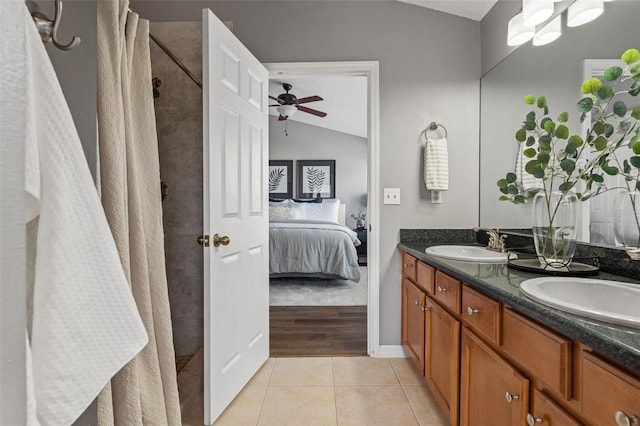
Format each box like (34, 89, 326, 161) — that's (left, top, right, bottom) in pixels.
(375, 345, 407, 358)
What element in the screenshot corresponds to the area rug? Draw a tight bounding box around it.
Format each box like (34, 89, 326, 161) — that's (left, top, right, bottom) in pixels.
(269, 266, 368, 306)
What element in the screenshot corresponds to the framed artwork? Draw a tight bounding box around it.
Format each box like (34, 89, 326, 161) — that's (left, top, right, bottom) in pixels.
(297, 160, 335, 199)
(269, 160, 293, 199)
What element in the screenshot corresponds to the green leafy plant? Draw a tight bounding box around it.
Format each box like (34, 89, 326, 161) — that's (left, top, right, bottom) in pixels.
(498, 48, 640, 205)
(350, 208, 366, 222)
(497, 48, 640, 263)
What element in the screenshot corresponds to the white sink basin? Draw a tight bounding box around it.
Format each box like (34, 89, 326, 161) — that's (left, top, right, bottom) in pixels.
(520, 277, 640, 328)
(425, 245, 509, 263)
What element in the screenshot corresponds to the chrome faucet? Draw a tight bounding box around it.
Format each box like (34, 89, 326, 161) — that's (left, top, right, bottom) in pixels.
(473, 227, 507, 253)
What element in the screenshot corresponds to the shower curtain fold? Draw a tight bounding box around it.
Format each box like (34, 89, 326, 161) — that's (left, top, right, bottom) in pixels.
(96, 0, 181, 424)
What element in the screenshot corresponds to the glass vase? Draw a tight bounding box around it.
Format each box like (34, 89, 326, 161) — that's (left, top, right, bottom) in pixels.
(531, 190, 579, 268)
(613, 191, 640, 249)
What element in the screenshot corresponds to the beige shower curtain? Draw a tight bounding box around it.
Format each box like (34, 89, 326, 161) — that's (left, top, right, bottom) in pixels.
(96, 0, 181, 424)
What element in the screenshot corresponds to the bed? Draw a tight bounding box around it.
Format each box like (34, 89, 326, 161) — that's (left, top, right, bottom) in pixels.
(269, 199, 362, 282)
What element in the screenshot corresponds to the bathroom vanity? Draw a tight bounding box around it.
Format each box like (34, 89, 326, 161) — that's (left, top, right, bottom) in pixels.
(399, 236, 640, 426)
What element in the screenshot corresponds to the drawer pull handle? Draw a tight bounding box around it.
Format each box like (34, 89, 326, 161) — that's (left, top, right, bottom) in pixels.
(437, 286, 447, 293)
(466, 307, 479, 316)
(505, 391, 519, 403)
(615, 410, 640, 426)
(526, 413, 543, 425)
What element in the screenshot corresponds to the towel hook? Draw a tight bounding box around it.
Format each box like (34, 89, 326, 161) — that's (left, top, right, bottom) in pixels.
(31, 0, 81, 51)
(424, 121, 448, 141)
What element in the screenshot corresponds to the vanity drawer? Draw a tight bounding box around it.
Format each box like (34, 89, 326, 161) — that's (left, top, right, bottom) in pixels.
(582, 351, 640, 426)
(402, 252, 417, 282)
(416, 261, 435, 294)
(529, 389, 581, 426)
(501, 307, 572, 400)
(434, 271, 461, 314)
(462, 285, 501, 345)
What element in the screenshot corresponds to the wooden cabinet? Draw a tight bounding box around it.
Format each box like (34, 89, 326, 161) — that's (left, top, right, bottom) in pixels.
(528, 389, 581, 426)
(581, 351, 640, 426)
(402, 278, 425, 372)
(400, 250, 640, 426)
(425, 297, 460, 426)
(460, 327, 530, 426)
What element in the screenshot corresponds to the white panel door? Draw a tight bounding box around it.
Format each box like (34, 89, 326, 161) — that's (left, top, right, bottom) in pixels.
(202, 9, 269, 425)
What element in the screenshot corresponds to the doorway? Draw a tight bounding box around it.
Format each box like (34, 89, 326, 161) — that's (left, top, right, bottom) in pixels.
(264, 62, 380, 357)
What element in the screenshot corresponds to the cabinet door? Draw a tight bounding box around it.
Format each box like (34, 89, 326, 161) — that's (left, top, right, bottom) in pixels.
(461, 327, 529, 426)
(402, 278, 425, 372)
(528, 389, 582, 426)
(425, 297, 460, 426)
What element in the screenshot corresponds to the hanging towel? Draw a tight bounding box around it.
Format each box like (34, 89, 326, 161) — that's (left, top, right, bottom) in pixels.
(15, 4, 148, 425)
(515, 142, 544, 192)
(424, 138, 450, 191)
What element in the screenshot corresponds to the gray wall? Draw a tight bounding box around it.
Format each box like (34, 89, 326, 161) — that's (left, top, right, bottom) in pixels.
(132, 0, 481, 348)
(270, 117, 368, 229)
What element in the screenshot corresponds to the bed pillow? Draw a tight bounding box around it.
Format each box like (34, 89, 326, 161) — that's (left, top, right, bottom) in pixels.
(269, 203, 304, 221)
(294, 198, 340, 223)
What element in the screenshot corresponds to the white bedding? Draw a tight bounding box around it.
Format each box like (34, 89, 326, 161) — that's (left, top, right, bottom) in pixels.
(269, 220, 361, 282)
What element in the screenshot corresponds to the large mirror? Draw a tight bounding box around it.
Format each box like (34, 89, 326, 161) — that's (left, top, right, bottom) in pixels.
(479, 1, 639, 246)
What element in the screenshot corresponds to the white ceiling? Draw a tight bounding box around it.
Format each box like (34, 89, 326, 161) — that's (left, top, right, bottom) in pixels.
(268, 76, 368, 138)
(268, 0, 497, 138)
(397, 0, 498, 21)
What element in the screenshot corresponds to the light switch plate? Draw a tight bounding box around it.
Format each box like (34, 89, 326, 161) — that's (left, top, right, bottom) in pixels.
(384, 188, 401, 205)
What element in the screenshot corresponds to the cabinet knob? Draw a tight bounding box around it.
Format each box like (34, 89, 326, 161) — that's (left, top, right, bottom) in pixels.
(467, 307, 479, 316)
(526, 413, 543, 425)
(437, 286, 447, 293)
(421, 306, 429, 312)
(505, 391, 519, 403)
(615, 410, 640, 426)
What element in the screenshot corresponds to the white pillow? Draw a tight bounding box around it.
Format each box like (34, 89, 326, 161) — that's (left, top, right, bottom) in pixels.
(269, 204, 304, 221)
(294, 199, 340, 223)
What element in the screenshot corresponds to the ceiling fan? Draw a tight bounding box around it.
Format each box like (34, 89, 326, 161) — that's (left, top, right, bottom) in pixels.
(269, 83, 327, 121)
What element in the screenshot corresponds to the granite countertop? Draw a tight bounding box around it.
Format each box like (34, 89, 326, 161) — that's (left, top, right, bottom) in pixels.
(398, 241, 640, 374)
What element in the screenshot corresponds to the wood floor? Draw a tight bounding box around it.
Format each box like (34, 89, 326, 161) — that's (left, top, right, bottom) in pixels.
(269, 305, 367, 356)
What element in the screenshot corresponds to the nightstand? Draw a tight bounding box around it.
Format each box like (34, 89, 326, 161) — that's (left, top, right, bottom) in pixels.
(354, 228, 367, 265)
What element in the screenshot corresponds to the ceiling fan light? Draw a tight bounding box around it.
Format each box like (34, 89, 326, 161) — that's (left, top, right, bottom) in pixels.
(507, 13, 535, 46)
(533, 15, 562, 46)
(523, 0, 554, 27)
(276, 104, 297, 118)
(567, 0, 604, 27)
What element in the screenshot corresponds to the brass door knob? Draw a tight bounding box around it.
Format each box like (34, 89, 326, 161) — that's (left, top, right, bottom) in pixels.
(213, 233, 230, 247)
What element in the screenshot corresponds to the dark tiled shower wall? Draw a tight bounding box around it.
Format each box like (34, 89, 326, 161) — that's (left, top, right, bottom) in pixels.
(150, 22, 204, 356)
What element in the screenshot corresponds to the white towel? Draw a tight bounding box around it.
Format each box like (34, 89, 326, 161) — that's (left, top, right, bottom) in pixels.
(15, 4, 148, 425)
(515, 142, 543, 192)
(424, 138, 449, 191)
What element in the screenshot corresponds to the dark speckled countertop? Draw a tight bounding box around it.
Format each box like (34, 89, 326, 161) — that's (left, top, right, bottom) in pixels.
(398, 237, 640, 375)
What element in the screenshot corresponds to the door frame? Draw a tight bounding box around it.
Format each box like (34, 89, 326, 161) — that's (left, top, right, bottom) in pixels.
(263, 61, 380, 356)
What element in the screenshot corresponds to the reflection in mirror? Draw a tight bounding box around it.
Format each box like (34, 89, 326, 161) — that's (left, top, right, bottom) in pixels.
(480, 1, 639, 247)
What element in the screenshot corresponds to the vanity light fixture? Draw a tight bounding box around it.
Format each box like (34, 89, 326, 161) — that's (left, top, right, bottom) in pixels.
(507, 13, 535, 46)
(567, 0, 604, 27)
(523, 0, 555, 27)
(533, 15, 562, 46)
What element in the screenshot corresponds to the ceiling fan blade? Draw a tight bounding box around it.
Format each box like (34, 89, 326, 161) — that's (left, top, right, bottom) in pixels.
(296, 105, 327, 117)
(269, 95, 284, 104)
(278, 115, 288, 121)
(295, 95, 323, 104)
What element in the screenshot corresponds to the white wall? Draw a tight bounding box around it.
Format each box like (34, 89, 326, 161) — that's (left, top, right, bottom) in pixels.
(269, 117, 368, 229)
(131, 0, 482, 345)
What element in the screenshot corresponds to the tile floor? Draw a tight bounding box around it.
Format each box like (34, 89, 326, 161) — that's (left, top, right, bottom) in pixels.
(183, 356, 448, 426)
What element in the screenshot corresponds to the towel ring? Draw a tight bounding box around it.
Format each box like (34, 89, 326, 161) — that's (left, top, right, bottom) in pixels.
(423, 121, 448, 141)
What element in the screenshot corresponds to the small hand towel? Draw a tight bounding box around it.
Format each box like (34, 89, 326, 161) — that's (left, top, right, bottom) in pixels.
(16, 4, 148, 425)
(424, 138, 450, 191)
(515, 142, 543, 192)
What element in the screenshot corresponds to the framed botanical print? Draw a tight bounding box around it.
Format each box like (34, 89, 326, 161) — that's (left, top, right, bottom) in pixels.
(297, 160, 335, 199)
(268, 160, 293, 199)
